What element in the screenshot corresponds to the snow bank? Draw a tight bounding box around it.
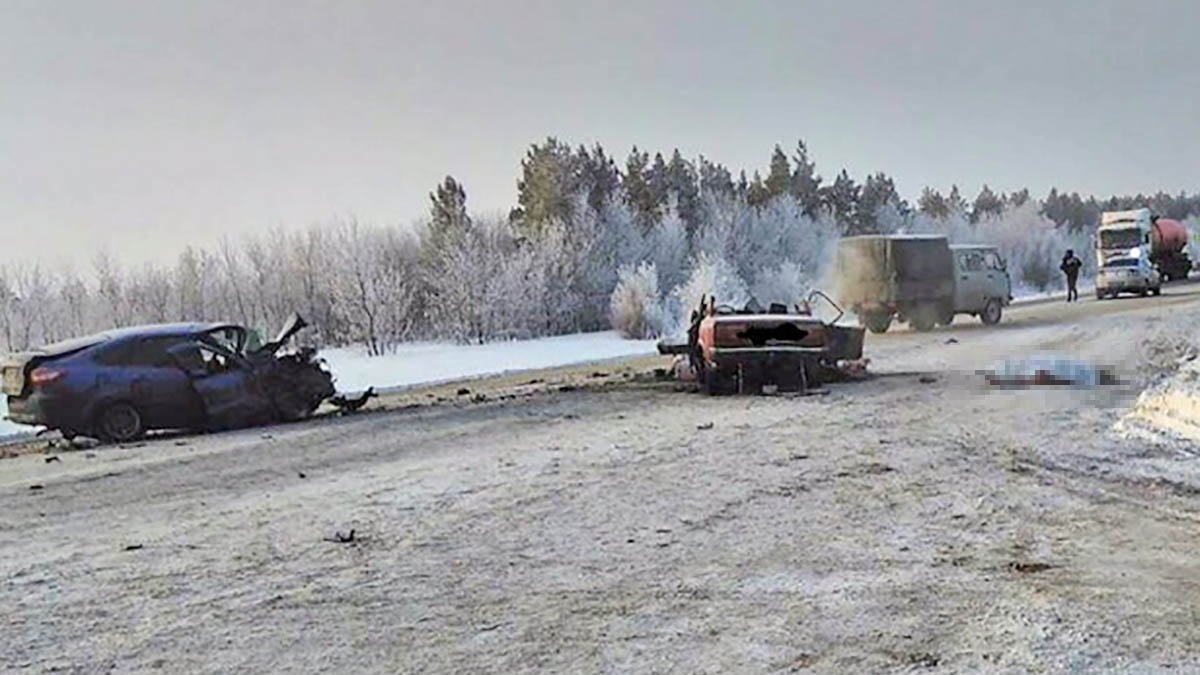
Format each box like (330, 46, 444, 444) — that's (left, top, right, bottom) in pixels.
(1118, 359, 1200, 443)
(0, 397, 26, 437)
(321, 330, 657, 393)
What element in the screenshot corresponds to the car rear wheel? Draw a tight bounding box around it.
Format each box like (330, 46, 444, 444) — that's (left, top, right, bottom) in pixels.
(981, 299, 1003, 325)
(95, 402, 144, 443)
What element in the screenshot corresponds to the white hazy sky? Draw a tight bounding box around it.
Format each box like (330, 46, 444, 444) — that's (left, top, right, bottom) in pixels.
(3, 0, 1199, 267)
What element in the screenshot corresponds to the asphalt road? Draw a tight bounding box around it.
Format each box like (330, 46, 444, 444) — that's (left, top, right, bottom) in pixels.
(4, 282, 1200, 673)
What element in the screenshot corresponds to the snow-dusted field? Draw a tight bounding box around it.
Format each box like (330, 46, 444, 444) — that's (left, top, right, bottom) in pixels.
(321, 330, 657, 393)
(0, 331, 657, 438)
(0, 398, 22, 438)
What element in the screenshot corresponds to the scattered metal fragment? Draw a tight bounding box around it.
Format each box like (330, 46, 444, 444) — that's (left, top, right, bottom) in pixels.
(697, 422, 714, 430)
(44, 455, 60, 463)
(324, 529, 357, 544)
(330, 387, 377, 413)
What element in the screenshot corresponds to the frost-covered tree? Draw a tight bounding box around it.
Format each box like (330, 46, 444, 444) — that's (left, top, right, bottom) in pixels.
(610, 262, 665, 339)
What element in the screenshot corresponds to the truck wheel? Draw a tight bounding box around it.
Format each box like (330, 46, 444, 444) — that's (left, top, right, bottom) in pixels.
(95, 402, 144, 443)
(1152, 286, 1162, 297)
(1095, 289, 1105, 300)
(861, 312, 892, 334)
(980, 299, 1002, 325)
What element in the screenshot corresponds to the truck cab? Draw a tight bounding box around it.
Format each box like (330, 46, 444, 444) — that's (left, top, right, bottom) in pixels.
(949, 245, 1012, 324)
(1095, 209, 1163, 298)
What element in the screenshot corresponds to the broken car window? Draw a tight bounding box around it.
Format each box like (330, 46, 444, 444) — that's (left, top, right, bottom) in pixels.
(204, 327, 245, 355)
(95, 337, 182, 367)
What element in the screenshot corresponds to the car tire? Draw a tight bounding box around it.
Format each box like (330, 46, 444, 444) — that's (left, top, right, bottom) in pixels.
(909, 305, 937, 332)
(1152, 287, 1162, 296)
(1095, 289, 1105, 300)
(981, 299, 1003, 325)
(95, 402, 144, 443)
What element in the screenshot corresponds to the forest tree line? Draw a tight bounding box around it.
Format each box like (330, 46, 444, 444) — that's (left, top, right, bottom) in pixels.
(2, 138, 1198, 353)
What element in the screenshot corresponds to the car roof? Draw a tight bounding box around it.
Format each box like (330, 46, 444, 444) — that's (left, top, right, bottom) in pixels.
(99, 322, 238, 341)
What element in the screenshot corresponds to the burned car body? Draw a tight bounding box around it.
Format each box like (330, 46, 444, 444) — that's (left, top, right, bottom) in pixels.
(661, 292, 866, 394)
(2, 314, 335, 442)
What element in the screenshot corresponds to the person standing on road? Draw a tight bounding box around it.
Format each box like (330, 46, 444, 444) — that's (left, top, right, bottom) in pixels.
(1060, 249, 1083, 302)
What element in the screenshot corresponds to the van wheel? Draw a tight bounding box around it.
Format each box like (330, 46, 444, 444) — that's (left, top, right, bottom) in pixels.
(909, 305, 937, 332)
(936, 307, 955, 327)
(1152, 287, 1162, 296)
(861, 312, 892, 334)
(981, 299, 1003, 325)
(95, 402, 144, 443)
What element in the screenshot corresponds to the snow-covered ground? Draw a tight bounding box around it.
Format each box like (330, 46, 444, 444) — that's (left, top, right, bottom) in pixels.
(322, 330, 657, 393)
(0, 398, 24, 438)
(0, 331, 658, 438)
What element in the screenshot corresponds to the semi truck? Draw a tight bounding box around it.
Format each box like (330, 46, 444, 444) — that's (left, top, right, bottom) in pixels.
(1095, 208, 1191, 299)
(834, 235, 1012, 333)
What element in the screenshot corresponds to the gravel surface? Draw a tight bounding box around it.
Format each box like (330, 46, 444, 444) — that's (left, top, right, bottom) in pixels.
(5, 285, 1200, 673)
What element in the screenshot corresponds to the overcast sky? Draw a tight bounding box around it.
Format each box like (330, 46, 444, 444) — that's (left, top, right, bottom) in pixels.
(3, 0, 1198, 267)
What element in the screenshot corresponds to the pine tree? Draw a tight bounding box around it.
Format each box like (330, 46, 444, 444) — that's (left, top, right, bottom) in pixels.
(918, 187, 949, 218)
(764, 145, 791, 199)
(822, 170, 860, 233)
(428, 176, 470, 251)
(623, 147, 658, 228)
(857, 172, 901, 233)
(513, 137, 580, 234)
(971, 184, 1004, 223)
(790, 140, 822, 217)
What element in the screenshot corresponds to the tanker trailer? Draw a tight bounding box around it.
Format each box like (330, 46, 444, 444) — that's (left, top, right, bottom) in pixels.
(1150, 216, 1192, 281)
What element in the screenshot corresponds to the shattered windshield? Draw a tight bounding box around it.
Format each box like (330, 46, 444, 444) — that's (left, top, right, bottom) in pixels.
(204, 327, 246, 354)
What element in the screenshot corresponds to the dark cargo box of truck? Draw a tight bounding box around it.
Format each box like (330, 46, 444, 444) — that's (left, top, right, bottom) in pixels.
(835, 235, 955, 333)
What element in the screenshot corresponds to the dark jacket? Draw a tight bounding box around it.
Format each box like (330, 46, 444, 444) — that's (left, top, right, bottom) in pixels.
(1060, 256, 1082, 278)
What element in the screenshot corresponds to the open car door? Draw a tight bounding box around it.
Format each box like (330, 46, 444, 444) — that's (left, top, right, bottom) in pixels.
(166, 342, 276, 430)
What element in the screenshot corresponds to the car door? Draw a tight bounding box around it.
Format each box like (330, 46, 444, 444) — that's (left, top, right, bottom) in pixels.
(168, 341, 274, 430)
(981, 250, 1010, 301)
(125, 337, 205, 429)
(953, 251, 985, 311)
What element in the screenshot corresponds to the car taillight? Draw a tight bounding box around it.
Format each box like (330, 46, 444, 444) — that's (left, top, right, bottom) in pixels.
(30, 367, 65, 387)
